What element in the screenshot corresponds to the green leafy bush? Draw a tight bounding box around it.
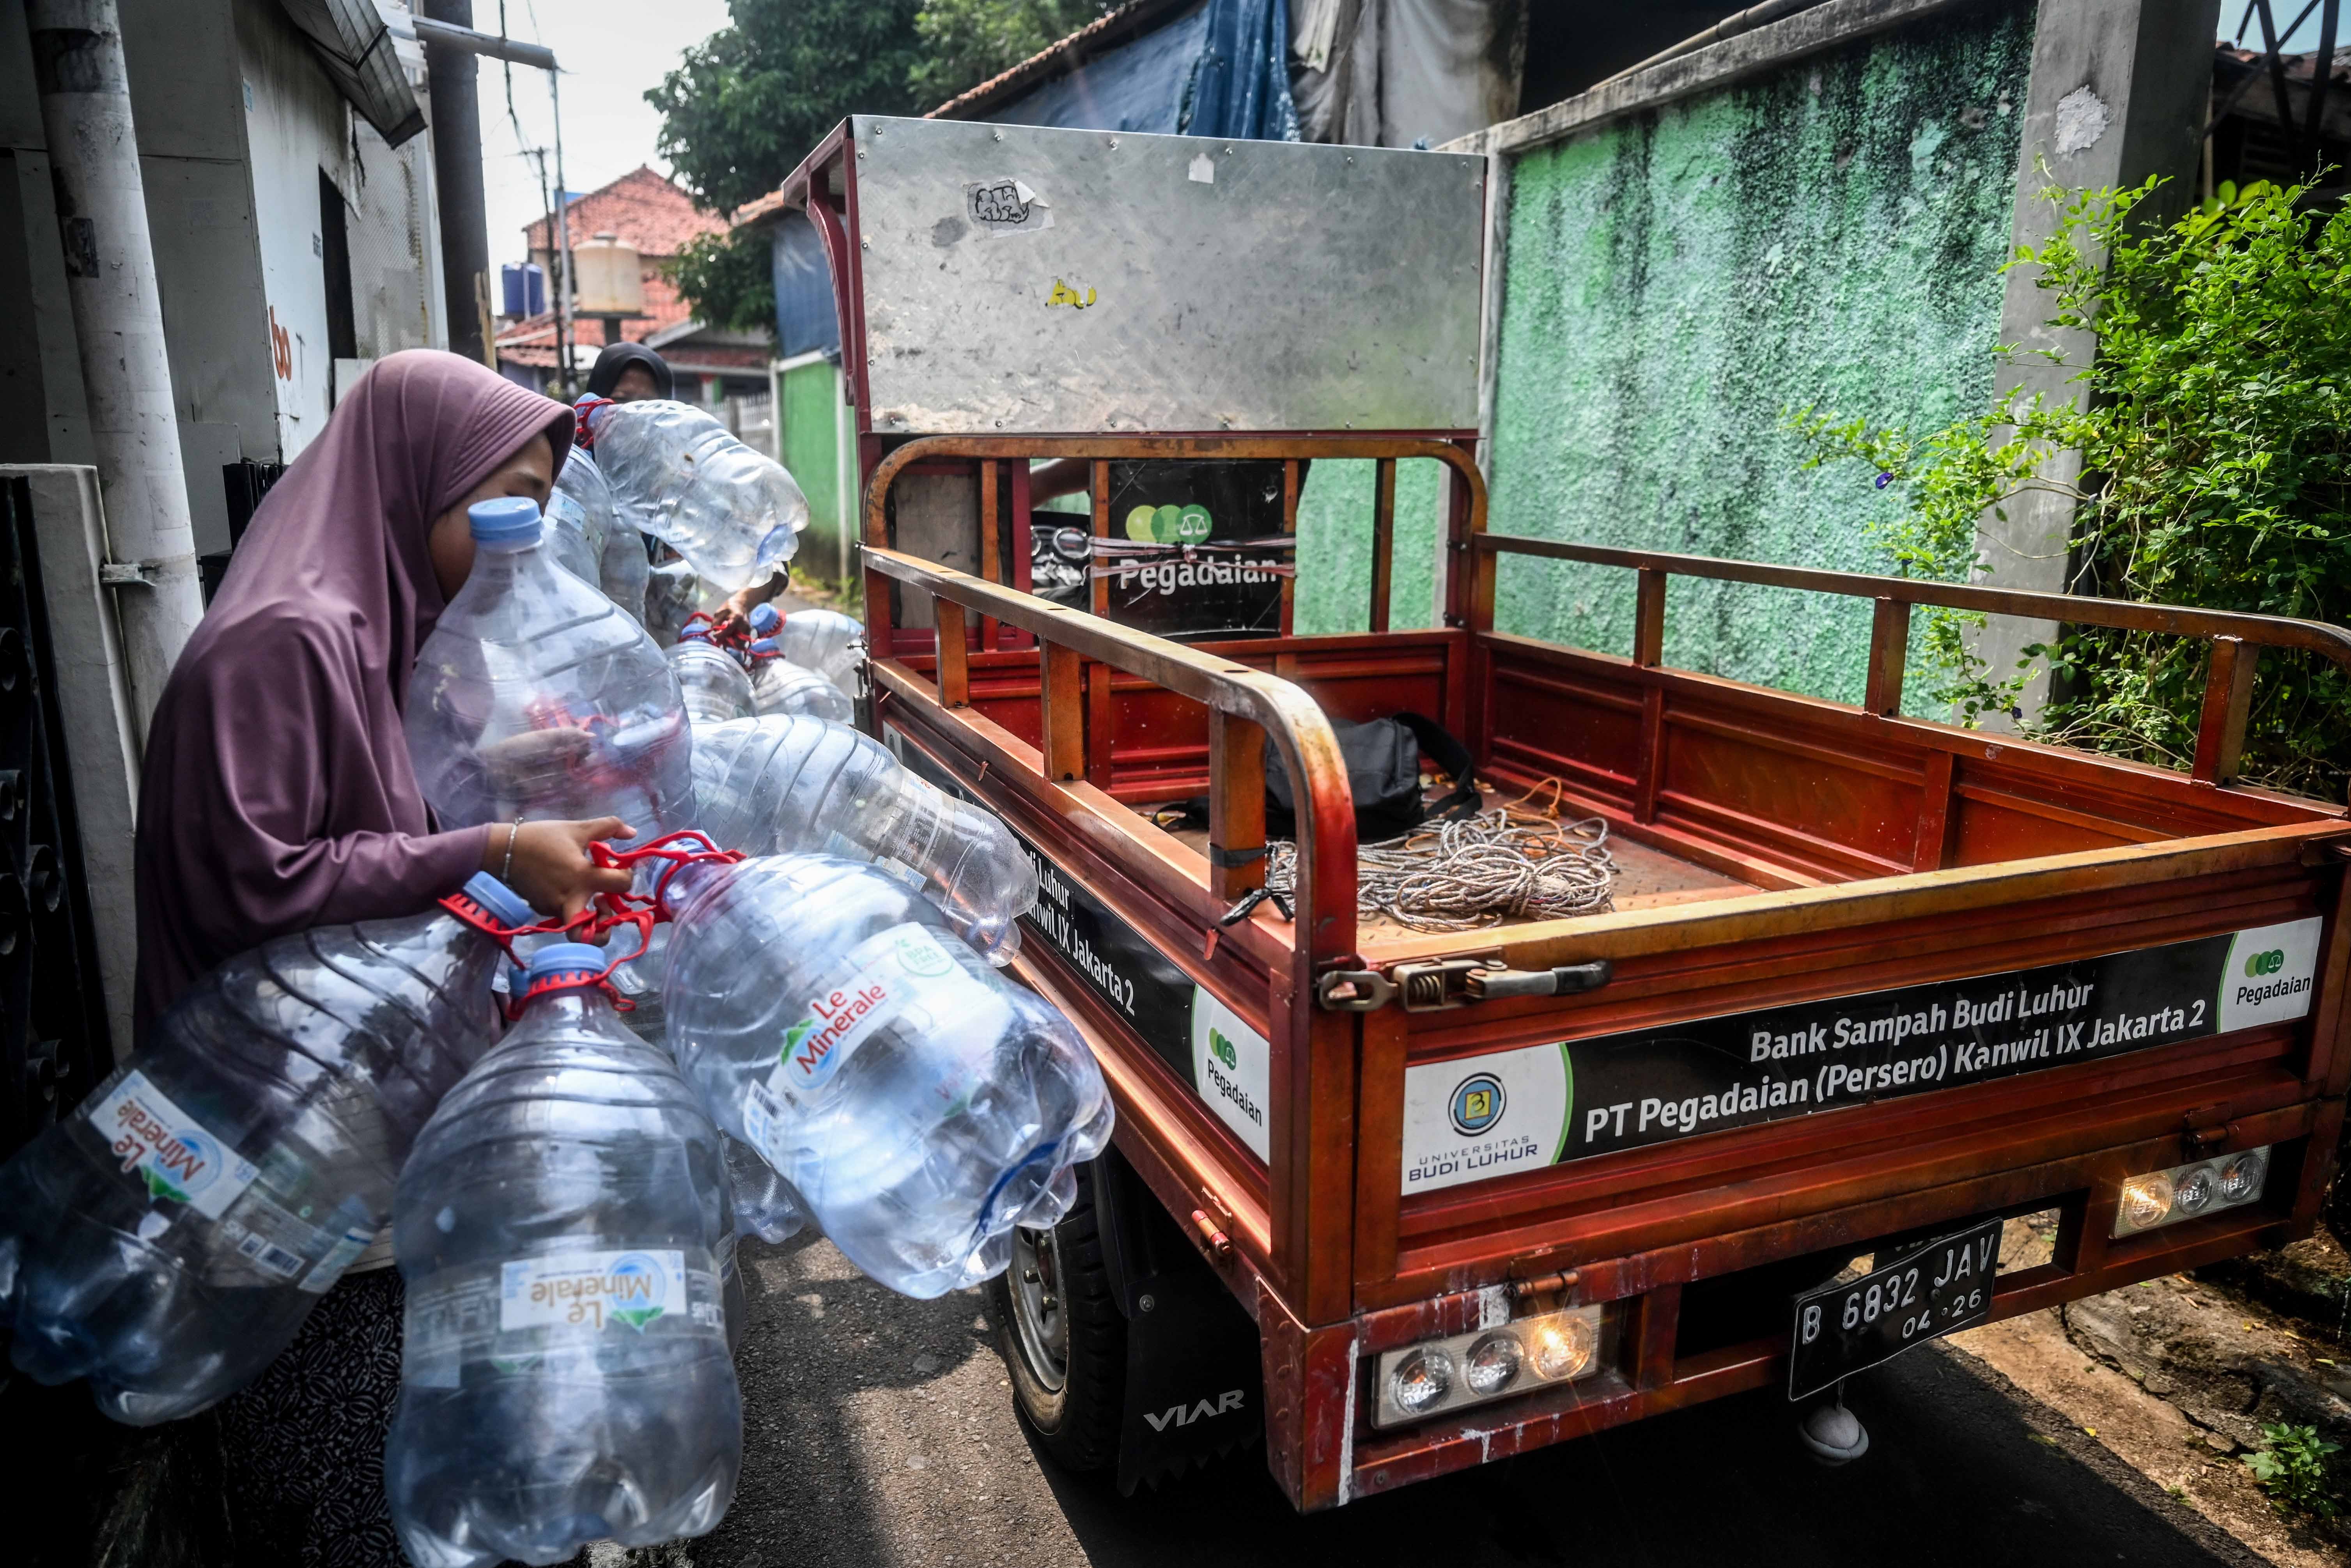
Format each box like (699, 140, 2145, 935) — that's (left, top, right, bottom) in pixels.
(2243, 1421, 2343, 1519)
(909, 0, 1118, 102)
(1794, 176, 2351, 799)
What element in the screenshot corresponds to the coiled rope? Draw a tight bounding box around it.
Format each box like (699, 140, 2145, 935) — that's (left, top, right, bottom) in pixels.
(1261, 781, 1617, 932)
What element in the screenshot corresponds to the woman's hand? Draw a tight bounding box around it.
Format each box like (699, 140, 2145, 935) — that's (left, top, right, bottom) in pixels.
(721, 569, 789, 623)
(487, 817, 637, 920)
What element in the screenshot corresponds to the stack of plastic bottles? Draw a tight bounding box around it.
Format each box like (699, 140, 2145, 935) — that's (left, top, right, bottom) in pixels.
(658, 852, 1112, 1299)
(547, 447, 649, 626)
(690, 714, 1036, 962)
(579, 398, 805, 594)
(666, 639, 755, 728)
(405, 498, 694, 840)
(748, 602, 863, 697)
(0, 872, 534, 1423)
(542, 470, 603, 597)
(640, 559, 703, 647)
(385, 941, 741, 1567)
(736, 603, 854, 721)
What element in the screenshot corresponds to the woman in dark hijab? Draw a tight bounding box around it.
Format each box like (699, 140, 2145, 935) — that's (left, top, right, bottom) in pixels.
(584, 338, 674, 402)
(134, 349, 633, 1565)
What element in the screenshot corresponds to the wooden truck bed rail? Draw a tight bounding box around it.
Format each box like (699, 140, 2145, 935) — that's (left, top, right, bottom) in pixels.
(1469, 534, 2351, 788)
(858, 433, 2351, 1509)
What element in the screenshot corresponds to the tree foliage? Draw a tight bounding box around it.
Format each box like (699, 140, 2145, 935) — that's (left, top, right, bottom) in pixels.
(1794, 176, 2351, 800)
(649, 0, 925, 217)
(909, 0, 1118, 103)
(652, 0, 1114, 333)
(669, 228, 778, 336)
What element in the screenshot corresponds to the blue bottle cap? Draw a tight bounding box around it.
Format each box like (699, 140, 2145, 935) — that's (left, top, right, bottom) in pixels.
(522, 942, 609, 989)
(746, 636, 778, 656)
(748, 602, 781, 634)
(461, 872, 534, 928)
(469, 496, 544, 545)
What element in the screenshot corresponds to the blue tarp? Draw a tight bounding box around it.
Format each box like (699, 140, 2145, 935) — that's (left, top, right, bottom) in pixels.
(987, 3, 1212, 133)
(1179, 0, 1300, 141)
(987, 0, 1299, 141)
(770, 209, 841, 361)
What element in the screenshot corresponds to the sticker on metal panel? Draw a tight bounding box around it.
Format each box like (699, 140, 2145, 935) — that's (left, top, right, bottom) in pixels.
(2216, 919, 2324, 1034)
(965, 177, 1052, 235)
(1191, 987, 1271, 1161)
(1400, 1042, 1571, 1194)
(1399, 916, 2326, 1195)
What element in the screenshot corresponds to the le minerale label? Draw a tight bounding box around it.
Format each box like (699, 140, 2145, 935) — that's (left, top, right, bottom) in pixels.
(1400, 918, 2322, 1193)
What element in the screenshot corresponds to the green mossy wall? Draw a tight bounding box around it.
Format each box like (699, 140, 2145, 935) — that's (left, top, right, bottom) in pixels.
(1295, 457, 1447, 633)
(781, 360, 845, 565)
(1473, 3, 2032, 703)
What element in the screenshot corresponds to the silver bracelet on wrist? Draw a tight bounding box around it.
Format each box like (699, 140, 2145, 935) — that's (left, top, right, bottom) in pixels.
(501, 817, 523, 884)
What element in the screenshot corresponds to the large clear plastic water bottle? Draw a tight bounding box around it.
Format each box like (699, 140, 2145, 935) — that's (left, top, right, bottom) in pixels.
(406, 497, 694, 840)
(643, 556, 705, 647)
(581, 399, 804, 594)
(748, 653, 853, 723)
(747, 602, 862, 694)
(659, 855, 1112, 1299)
(666, 639, 754, 728)
(549, 448, 650, 627)
(542, 478, 602, 595)
(0, 873, 534, 1424)
(721, 1135, 808, 1246)
(689, 716, 1036, 962)
(386, 943, 741, 1568)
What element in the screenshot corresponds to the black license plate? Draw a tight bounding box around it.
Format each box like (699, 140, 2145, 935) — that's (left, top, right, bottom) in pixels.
(1788, 1217, 2001, 1400)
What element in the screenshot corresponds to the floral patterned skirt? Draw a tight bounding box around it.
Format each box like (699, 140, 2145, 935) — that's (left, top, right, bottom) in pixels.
(216, 1267, 407, 1567)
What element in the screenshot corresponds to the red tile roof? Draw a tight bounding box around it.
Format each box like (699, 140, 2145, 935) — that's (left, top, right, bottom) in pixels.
(524, 166, 728, 260)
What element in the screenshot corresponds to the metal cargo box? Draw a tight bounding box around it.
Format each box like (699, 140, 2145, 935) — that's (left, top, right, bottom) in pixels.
(832, 115, 1487, 435)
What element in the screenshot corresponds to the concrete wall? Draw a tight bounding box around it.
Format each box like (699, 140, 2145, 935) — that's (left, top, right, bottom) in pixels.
(1, 0, 443, 552)
(1293, 457, 1447, 633)
(234, 0, 349, 460)
(1477, 0, 2036, 707)
(0, 0, 277, 552)
(780, 355, 854, 581)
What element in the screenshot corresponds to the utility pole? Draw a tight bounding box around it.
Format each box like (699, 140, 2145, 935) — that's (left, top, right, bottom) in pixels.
(421, 0, 493, 365)
(407, 12, 569, 391)
(550, 66, 576, 399)
(24, 0, 204, 741)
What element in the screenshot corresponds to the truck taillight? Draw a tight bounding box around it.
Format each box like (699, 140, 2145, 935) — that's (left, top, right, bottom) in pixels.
(1371, 1305, 1605, 1430)
(2113, 1147, 2270, 1238)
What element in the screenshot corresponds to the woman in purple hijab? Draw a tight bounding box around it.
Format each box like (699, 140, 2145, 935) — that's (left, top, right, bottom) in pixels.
(132, 350, 631, 1565)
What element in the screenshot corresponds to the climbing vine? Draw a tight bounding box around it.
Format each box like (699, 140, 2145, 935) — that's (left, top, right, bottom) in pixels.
(1793, 175, 2351, 800)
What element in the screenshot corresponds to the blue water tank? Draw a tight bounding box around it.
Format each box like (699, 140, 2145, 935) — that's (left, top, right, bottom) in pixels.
(501, 262, 547, 319)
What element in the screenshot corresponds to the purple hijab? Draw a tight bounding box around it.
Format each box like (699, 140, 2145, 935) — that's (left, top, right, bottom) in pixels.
(133, 350, 573, 1034)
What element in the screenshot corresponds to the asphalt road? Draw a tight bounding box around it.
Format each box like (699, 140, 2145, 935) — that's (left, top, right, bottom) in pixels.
(625, 1234, 2272, 1568)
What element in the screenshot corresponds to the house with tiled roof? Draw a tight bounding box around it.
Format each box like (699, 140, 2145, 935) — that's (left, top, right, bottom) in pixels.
(494, 166, 773, 418)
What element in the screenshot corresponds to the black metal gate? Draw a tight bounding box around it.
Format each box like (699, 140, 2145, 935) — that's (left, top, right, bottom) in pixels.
(0, 475, 115, 1159)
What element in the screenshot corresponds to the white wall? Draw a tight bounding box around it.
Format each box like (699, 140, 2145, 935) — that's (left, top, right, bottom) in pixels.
(234, 0, 347, 460)
(345, 11, 445, 367)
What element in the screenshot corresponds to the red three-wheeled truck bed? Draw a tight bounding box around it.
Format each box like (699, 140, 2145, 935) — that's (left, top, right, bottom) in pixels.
(769, 115, 2351, 1510)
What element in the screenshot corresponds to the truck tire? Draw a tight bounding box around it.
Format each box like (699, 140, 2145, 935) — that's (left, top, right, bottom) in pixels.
(986, 1169, 1125, 1474)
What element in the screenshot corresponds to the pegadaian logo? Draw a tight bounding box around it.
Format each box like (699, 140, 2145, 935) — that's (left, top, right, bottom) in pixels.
(1449, 1072, 1506, 1137)
(2245, 948, 2287, 978)
(1208, 1027, 1239, 1071)
(1124, 503, 1213, 545)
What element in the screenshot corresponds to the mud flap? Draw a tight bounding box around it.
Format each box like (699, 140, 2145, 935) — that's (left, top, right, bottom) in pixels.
(1115, 1262, 1265, 1495)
